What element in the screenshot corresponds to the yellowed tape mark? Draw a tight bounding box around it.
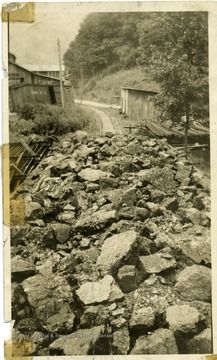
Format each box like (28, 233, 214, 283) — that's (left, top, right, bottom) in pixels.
(203, 356, 217, 360)
(2, 144, 25, 226)
(2, 144, 10, 227)
(1, 2, 34, 23)
(5, 339, 32, 359)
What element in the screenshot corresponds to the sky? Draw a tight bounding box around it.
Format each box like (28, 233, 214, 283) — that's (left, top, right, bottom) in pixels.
(9, 2, 90, 66)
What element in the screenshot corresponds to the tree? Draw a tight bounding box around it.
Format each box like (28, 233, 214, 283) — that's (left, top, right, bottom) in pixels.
(63, 12, 148, 81)
(139, 12, 209, 156)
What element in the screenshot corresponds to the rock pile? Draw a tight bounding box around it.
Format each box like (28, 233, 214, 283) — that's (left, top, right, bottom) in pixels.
(11, 131, 211, 356)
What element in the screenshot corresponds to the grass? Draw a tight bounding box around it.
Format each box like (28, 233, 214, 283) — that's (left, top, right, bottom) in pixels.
(9, 103, 98, 141)
(81, 68, 159, 105)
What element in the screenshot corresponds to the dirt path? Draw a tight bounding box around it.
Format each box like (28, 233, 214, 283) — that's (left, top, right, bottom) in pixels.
(75, 99, 121, 135)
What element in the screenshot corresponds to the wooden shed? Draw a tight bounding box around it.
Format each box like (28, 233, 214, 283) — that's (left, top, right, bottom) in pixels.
(121, 87, 158, 121)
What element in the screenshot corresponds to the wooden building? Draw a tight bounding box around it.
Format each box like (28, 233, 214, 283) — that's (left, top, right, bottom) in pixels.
(9, 53, 74, 111)
(121, 87, 158, 121)
(23, 64, 65, 79)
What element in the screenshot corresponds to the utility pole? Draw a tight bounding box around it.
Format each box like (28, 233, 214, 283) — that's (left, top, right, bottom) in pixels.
(57, 38, 65, 108)
(80, 68, 83, 104)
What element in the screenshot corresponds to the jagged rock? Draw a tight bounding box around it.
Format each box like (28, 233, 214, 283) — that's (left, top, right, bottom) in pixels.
(46, 306, 75, 333)
(155, 228, 211, 265)
(138, 167, 177, 191)
(74, 130, 88, 142)
(193, 196, 205, 210)
(119, 187, 137, 207)
(25, 200, 45, 221)
(78, 168, 111, 182)
(117, 265, 138, 293)
(76, 275, 124, 305)
(49, 223, 71, 243)
(126, 141, 143, 155)
(26, 225, 55, 249)
(166, 304, 200, 333)
(117, 206, 135, 220)
(75, 209, 116, 232)
(139, 252, 176, 276)
(74, 144, 95, 159)
(184, 207, 204, 225)
(175, 162, 192, 184)
(129, 306, 156, 330)
(33, 176, 75, 200)
(80, 305, 109, 328)
(191, 169, 210, 190)
(191, 301, 212, 328)
(134, 207, 150, 221)
(96, 230, 138, 273)
(99, 177, 119, 189)
(22, 274, 73, 328)
(49, 325, 109, 355)
(57, 211, 76, 224)
(146, 202, 163, 216)
(112, 326, 130, 354)
(11, 225, 31, 246)
(162, 196, 179, 211)
(175, 265, 211, 302)
(186, 328, 212, 354)
(131, 328, 178, 354)
(80, 238, 91, 249)
(138, 237, 154, 255)
(99, 160, 120, 177)
(11, 256, 36, 281)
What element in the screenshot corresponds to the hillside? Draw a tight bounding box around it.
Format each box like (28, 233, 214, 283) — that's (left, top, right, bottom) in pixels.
(65, 11, 208, 127)
(78, 68, 159, 105)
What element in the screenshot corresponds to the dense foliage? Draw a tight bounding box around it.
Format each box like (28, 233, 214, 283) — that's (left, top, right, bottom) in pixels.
(64, 11, 209, 152)
(17, 103, 95, 135)
(64, 13, 149, 83)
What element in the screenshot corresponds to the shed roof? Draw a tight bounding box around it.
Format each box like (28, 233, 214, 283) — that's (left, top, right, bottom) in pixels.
(121, 86, 158, 94)
(23, 64, 64, 72)
(9, 60, 61, 82)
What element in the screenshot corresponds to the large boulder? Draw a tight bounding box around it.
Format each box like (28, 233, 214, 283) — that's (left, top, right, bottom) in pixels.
(131, 328, 178, 354)
(80, 305, 110, 328)
(117, 265, 138, 293)
(49, 223, 71, 243)
(25, 200, 45, 221)
(175, 265, 211, 302)
(76, 275, 124, 305)
(11, 256, 36, 281)
(166, 305, 200, 333)
(155, 229, 211, 265)
(78, 168, 111, 182)
(49, 325, 110, 355)
(75, 209, 117, 232)
(138, 167, 177, 192)
(112, 326, 130, 354)
(186, 328, 212, 354)
(22, 274, 74, 332)
(96, 230, 139, 273)
(129, 306, 156, 331)
(139, 252, 176, 276)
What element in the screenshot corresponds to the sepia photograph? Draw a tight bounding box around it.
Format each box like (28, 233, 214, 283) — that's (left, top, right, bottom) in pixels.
(1, 1, 217, 358)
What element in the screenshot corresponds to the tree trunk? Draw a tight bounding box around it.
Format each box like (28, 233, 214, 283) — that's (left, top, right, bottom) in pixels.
(184, 103, 190, 158)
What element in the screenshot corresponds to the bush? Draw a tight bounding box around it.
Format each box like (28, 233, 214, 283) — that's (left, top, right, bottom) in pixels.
(17, 103, 96, 136)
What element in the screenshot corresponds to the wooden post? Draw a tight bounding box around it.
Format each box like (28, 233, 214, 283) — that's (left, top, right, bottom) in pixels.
(80, 68, 83, 104)
(57, 38, 65, 108)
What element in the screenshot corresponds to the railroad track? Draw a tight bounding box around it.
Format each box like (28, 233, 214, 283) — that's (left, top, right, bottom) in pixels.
(81, 104, 120, 135)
